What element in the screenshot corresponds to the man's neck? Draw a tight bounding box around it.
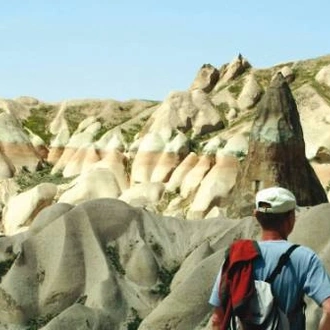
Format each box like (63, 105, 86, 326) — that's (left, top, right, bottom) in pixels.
(261, 231, 287, 241)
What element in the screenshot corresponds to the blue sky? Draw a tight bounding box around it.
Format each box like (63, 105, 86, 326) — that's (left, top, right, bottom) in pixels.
(1, 0, 329, 102)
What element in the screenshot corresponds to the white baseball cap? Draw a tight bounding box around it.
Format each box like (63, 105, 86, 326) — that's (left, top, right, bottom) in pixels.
(255, 187, 298, 213)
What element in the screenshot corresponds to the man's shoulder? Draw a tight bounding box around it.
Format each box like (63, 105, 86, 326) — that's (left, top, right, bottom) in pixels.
(257, 240, 317, 260)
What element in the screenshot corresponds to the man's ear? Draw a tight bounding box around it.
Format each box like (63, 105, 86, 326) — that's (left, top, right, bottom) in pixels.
(253, 209, 257, 217)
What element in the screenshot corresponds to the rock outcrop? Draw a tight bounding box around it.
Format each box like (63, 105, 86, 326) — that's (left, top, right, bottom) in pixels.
(190, 64, 220, 93)
(227, 73, 328, 218)
(0, 198, 329, 329)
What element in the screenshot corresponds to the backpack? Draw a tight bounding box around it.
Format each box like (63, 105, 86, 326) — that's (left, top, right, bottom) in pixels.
(229, 244, 300, 330)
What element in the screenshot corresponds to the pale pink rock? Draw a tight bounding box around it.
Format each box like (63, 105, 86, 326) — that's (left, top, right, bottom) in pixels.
(188, 152, 239, 219)
(180, 154, 215, 198)
(92, 150, 129, 192)
(165, 152, 199, 192)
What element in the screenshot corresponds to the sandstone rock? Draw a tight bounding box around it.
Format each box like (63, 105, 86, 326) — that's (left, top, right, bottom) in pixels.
(225, 107, 238, 121)
(191, 89, 225, 135)
(180, 154, 215, 199)
(202, 136, 223, 155)
(131, 133, 165, 184)
(58, 169, 121, 205)
(0, 112, 41, 172)
(95, 128, 126, 157)
(25, 128, 49, 160)
(51, 129, 96, 175)
(227, 73, 328, 218)
(237, 74, 263, 109)
(92, 150, 129, 192)
(190, 63, 220, 93)
(278, 65, 295, 83)
(222, 132, 249, 157)
(0, 199, 328, 329)
(119, 182, 165, 208)
(62, 143, 100, 178)
(211, 88, 238, 110)
(165, 152, 199, 193)
(218, 54, 251, 83)
(147, 89, 225, 141)
(2, 183, 57, 235)
(294, 84, 330, 159)
(15, 96, 40, 106)
(310, 162, 330, 190)
(0, 98, 30, 120)
(0, 151, 15, 180)
(0, 179, 19, 210)
(187, 152, 238, 220)
(151, 132, 189, 183)
(315, 64, 330, 87)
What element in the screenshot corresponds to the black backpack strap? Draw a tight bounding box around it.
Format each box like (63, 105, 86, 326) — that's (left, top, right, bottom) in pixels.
(266, 244, 300, 283)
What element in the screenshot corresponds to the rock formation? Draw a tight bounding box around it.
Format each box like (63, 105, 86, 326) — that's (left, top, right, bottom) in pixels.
(227, 73, 328, 218)
(190, 63, 220, 93)
(0, 198, 329, 329)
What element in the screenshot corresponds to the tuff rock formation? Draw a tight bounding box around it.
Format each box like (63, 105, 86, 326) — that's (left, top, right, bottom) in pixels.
(0, 198, 329, 330)
(227, 73, 328, 218)
(190, 63, 220, 93)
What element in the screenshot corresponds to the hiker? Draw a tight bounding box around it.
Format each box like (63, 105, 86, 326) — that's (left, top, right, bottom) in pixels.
(209, 186, 330, 330)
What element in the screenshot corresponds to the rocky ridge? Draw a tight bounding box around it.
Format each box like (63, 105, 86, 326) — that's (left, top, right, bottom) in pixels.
(0, 54, 330, 329)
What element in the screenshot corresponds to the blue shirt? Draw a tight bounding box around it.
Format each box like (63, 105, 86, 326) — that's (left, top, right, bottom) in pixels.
(209, 241, 330, 329)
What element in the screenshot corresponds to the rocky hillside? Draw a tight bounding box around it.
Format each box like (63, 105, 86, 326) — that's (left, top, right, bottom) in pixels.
(0, 54, 330, 329)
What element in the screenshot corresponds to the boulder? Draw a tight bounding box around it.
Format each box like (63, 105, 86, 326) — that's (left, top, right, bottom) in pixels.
(119, 182, 165, 209)
(2, 183, 57, 235)
(92, 150, 129, 192)
(278, 66, 295, 83)
(0, 112, 41, 172)
(237, 74, 263, 109)
(294, 84, 330, 159)
(57, 168, 121, 205)
(315, 64, 330, 87)
(218, 54, 251, 83)
(190, 64, 220, 93)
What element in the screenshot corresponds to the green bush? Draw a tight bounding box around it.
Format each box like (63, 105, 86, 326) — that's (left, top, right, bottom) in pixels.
(23, 105, 55, 144)
(126, 308, 142, 330)
(150, 265, 179, 297)
(26, 313, 56, 330)
(106, 244, 125, 275)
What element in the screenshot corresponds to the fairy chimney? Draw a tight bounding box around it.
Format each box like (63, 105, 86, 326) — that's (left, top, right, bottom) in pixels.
(227, 73, 328, 218)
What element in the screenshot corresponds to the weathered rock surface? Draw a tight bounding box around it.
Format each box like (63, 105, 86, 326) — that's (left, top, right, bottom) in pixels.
(0, 199, 329, 329)
(190, 64, 220, 93)
(227, 73, 328, 218)
(315, 64, 330, 87)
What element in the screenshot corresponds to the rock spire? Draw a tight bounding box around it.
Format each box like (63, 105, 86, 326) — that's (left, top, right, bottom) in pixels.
(227, 73, 328, 218)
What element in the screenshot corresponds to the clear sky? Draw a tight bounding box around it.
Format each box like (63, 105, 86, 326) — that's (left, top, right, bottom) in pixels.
(1, 0, 329, 103)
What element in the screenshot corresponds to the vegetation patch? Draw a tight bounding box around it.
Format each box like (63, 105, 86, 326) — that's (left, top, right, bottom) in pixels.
(122, 124, 142, 145)
(0, 255, 17, 281)
(228, 80, 245, 98)
(126, 308, 143, 330)
(156, 191, 178, 214)
(14, 163, 71, 193)
(150, 265, 180, 297)
(64, 104, 88, 135)
(23, 105, 56, 144)
(106, 244, 125, 275)
(26, 313, 57, 330)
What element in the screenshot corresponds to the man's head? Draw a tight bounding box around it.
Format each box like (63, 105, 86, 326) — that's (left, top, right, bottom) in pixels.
(254, 187, 297, 233)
